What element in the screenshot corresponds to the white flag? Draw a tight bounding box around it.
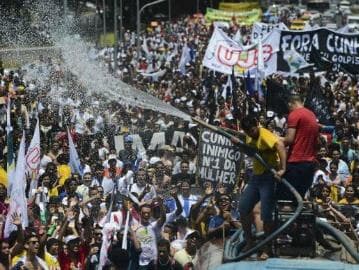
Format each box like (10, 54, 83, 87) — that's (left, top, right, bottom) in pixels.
(233, 29, 242, 45)
(222, 75, 232, 100)
(140, 69, 167, 81)
(256, 38, 265, 99)
(26, 118, 40, 182)
(121, 211, 130, 250)
(67, 128, 82, 176)
(99, 223, 117, 270)
(142, 37, 150, 56)
(4, 132, 28, 238)
(6, 97, 15, 193)
(257, 38, 265, 72)
(178, 44, 191, 75)
(283, 50, 313, 74)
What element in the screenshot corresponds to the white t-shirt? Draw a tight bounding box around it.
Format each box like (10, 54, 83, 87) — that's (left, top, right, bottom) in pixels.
(98, 147, 109, 161)
(130, 183, 157, 201)
(312, 169, 330, 186)
(102, 177, 115, 194)
(178, 194, 199, 218)
(40, 155, 52, 170)
(102, 159, 123, 169)
(135, 221, 158, 266)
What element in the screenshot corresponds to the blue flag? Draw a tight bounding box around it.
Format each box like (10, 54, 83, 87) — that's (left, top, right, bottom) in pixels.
(67, 129, 82, 176)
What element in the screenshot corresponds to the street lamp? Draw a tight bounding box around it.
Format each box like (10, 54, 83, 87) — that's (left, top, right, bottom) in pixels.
(103, 0, 106, 37)
(168, 0, 171, 22)
(114, 0, 118, 73)
(64, 0, 68, 20)
(136, 0, 166, 61)
(120, 0, 123, 44)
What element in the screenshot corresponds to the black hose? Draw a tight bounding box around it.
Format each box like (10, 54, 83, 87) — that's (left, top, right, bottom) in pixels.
(191, 117, 305, 262)
(223, 176, 303, 262)
(192, 117, 359, 263)
(316, 218, 359, 263)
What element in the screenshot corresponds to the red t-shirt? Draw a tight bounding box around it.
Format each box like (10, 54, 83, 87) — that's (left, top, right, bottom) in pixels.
(287, 107, 319, 163)
(59, 244, 89, 270)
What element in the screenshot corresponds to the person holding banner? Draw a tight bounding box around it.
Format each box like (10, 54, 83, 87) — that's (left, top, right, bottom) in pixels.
(279, 94, 319, 201)
(234, 115, 287, 259)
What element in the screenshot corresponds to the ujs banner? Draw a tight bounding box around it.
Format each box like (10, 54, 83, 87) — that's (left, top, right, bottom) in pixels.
(203, 27, 280, 76)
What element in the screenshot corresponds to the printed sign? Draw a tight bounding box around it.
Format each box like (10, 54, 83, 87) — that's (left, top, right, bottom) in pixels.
(198, 129, 241, 188)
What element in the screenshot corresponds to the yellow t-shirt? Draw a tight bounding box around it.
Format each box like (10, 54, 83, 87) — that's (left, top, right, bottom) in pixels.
(44, 252, 60, 269)
(0, 166, 7, 187)
(49, 186, 59, 197)
(57, 164, 71, 186)
(246, 127, 279, 175)
(338, 198, 359, 205)
(174, 248, 197, 267)
(11, 250, 25, 266)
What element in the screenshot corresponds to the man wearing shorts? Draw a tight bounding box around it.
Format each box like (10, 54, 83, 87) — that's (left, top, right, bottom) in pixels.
(233, 115, 287, 258)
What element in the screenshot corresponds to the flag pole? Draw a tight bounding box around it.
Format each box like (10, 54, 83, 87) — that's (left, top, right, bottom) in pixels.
(6, 96, 14, 192)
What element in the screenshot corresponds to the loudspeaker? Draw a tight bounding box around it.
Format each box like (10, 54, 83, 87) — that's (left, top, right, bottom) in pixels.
(274, 201, 317, 258)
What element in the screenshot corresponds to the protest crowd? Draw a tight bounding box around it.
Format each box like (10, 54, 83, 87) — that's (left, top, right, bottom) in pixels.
(1, 3, 359, 270)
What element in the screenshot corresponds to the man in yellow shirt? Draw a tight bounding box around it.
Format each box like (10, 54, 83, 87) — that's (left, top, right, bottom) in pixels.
(233, 115, 287, 258)
(44, 238, 61, 270)
(57, 154, 71, 186)
(0, 165, 7, 187)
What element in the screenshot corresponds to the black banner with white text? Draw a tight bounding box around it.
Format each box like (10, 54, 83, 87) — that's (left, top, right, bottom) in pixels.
(197, 128, 241, 188)
(278, 28, 359, 74)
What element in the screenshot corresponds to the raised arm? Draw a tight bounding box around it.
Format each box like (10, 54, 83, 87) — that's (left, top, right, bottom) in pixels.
(282, 127, 296, 146)
(10, 213, 25, 258)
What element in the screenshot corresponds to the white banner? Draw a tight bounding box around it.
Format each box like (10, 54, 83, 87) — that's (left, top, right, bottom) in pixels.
(4, 132, 28, 238)
(251, 22, 288, 41)
(203, 27, 280, 76)
(26, 118, 40, 178)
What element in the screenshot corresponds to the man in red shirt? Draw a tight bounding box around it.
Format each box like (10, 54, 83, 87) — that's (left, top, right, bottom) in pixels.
(279, 94, 319, 200)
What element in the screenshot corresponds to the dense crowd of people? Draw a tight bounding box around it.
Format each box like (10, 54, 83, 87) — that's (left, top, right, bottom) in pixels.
(0, 10, 358, 270)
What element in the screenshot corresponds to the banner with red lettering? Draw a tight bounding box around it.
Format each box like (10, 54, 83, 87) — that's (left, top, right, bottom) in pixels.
(203, 27, 280, 76)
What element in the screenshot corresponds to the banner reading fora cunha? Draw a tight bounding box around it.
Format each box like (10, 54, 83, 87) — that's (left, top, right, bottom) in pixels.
(277, 28, 359, 74)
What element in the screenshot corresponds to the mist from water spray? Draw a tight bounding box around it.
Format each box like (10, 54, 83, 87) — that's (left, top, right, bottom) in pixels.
(18, 0, 191, 122)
